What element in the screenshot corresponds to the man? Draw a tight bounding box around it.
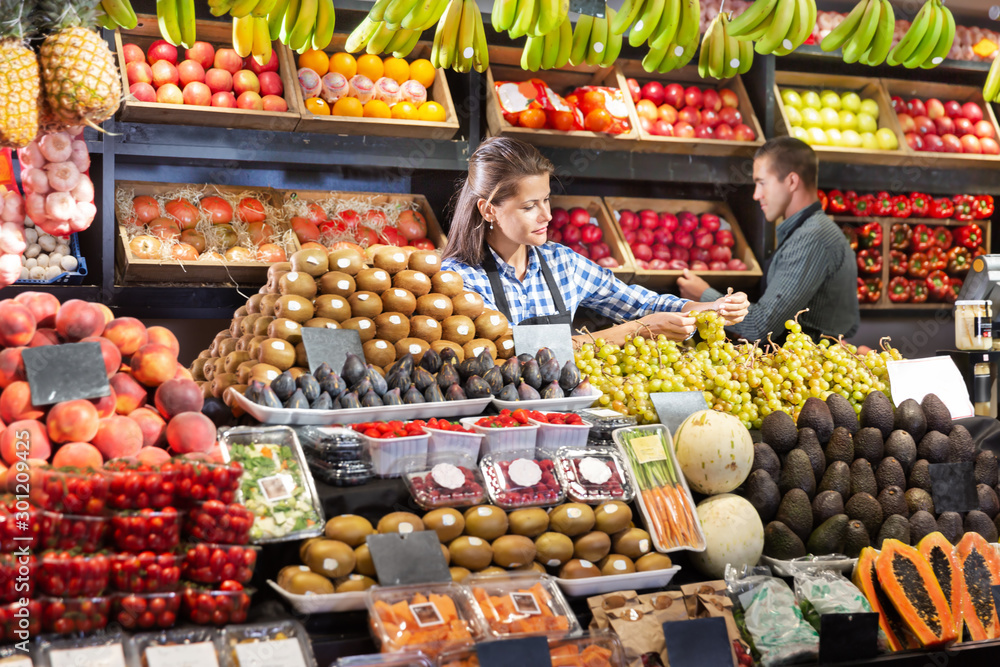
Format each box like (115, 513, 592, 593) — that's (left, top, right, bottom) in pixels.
(678, 136, 859, 343)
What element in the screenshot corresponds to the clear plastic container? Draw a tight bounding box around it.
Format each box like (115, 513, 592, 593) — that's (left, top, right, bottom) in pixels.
(480, 453, 564, 509)
(0, 644, 36, 667)
(184, 501, 254, 545)
(21, 466, 110, 515)
(126, 627, 229, 667)
(38, 510, 109, 553)
(110, 551, 182, 593)
(296, 426, 366, 463)
(222, 619, 317, 667)
(38, 629, 128, 667)
(0, 600, 40, 643)
(0, 554, 31, 604)
(180, 585, 253, 626)
(460, 418, 539, 459)
(362, 433, 430, 478)
(955, 300, 993, 351)
(37, 550, 109, 597)
(0, 496, 37, 551)
(365, 582, 486, 657)
(424, 426, 485, 466)
(174, 455, 243, 505)
(528, 412, 593, 457)
(219, 426, 326, 544)
(555, 446, 634, 504)
(308, 457, 374, 487)
(466, 573, 580, 638)
(105, 458, 181, 510)
(576, 408, 636, 446)
(112, 591, 181, 630)
(438, 629, 625, 667)
(335, 652, 434, 667)
(403, 463, 487, 510)
(110, 508, 184, 552)
(181, 543, 259, 585)
(39, 595, 111, 635)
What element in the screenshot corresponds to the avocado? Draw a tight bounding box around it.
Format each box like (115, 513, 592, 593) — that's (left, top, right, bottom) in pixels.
(824, 427, 854, 467)
(908, 459, 932, 493)
(875, 457, 906, 494)
(764, 521, 807, 560)
(753, 443, 782, 485)
(844, 520, 870, 558)
(877, 486, 908, 519)
(850, 459, 878, 498)
(884, 430, 917, 474)
(812, 490, 846, 526)
(908, 510, 938, 545)
(860, 390, 894, 439)
(965, 510, 999, 542)
(826, 393, 859, 435)
(779, 449, 816, 499)
(853, 428, 884, 466)
(776, 488, 813, 543)
(918, 432, 950, 464)
(893, 398, 927, 442)
(761, 410, 798, 455)
(796, 429, 827, 482)
(818, 461, 852, 503)
(921, 393, 953, 435)
(937, 512, 963, 544)
(745, 470, 781, 523)
(978, 484, 1000, 519)
(976, 450, 999, 487)
(845, 492, 883, 538)
(905, 488, 935, 516)
(876, 514, 911, 548)
(946, 425, 975, 464)
(798, 397, 834, 443)
(807, 514, 849, 556)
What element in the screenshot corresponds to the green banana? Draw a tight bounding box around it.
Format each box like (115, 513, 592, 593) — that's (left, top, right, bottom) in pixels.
(774, 0, 813, 55)
(368, 0, 394, 23)
(345, 17, 379, 52)
(311, 0, 335, 50)
(492, 0, 517, 32)
(705, 14, 725, 78)
(541, 28, 558, 69)
(601, 7, 623, 66)
(569, 14, 594, 65)
(642, 42, 669, 71)
(156, 0, 182, 45)
(742, 10, 774, 41)
(842, 0, 880, 64)
(859, 0, 893, 65)
(586, 14, 608, 66)
(366, 22, 397, 55)
(648, 0, 681, 50)
(176, 0, 196, 47)
(521, 35, 543, 71)
(697, 25, 711, 78)
(230, 0, 259, 19)
(985, 50, 1000, 103)
(887, 0, 933, 65)
(383, 0, 417, 29)
(252, 0, 279, 17)
(628, 0, 664, 47)
(383, 26, 413, 53)
(611, 0, 644, 36)
(921, 0, 954, 68)
(268, 0, 290, 40)
(288, 0, 318, 51)
(722, 30, 740, 78)
(902, 0, 942, 68)
(97, 10, 118, 29)
(209, 0, 234, 17)
(755, 0, 795, 54)
(509, 0, 539, 39)
(659, 34, 697, 72)
(672, 0, 699, 53)
(405, 0, 447, 29)
(101, 0, 138, 29)
(728, 0, 777, 37)
(737, 33, 754, 73)
(555, 18, 572, 67)
(280, 0, 301, 43)
(535, 0, 566, 37)
(819, 0, 866, 52)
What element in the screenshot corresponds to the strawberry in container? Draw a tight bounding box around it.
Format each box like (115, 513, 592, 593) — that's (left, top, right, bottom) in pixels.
(184, 500, 254, 545)
(105, 458, 179, 510)
(110, 507, 184, 552)
(37, 550, 110, 597)
(555, 446, 634, 504)
(181, 543, 259, 585)
(181, 581, 252, 625)
(23, 466, 110, 515)
(38, 510, 109, 552)
(113, 591, 181, 630)
(480, 454, 564, 509)
(404, 463, 487, 510)
(174, 455, 242, 505)
(0, 554, 33, 602)
(40, 595, 111, 635)
(110, 551, 182, 593)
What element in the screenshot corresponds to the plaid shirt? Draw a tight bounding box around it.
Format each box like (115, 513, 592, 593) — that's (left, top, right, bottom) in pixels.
(441, 243, 687, 324)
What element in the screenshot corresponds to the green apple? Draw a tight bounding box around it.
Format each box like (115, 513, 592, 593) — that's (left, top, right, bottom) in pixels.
(841, 92, 862, 113)
(786, 107, 803, 127)
(840, 129, 863, 148)
(802, 91, 822, 110)
(859, 98, 879, 119)
(825, 128, 844, 146)
(839, 110, 858, 131)
(801, 107, 822, 129)
(876, 128, 898, 150)
(791, 127, 810, 142)
(807, 127, 829, 145)
(781, 89, 803, 109)
(820, 107, 841, 130)
(820, 91, 842, 111)
(860, 132, 879, 150)
(857, 113, 878, 134)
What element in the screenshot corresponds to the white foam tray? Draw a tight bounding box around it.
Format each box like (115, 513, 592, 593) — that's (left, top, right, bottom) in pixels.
(555, 565, 681, 597)
(268, 579, 367, 613)
(491, 389, 601, 412)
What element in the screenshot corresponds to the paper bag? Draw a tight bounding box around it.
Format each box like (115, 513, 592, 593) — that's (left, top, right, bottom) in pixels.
(607, 603, 666, 667)
(588, 590, 641, 631)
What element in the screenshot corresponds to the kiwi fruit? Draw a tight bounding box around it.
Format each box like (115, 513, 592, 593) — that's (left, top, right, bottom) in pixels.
(600, 554, 636, 576)
(612, 527, 653, 559)
(492, 535, 537, 568)
(336, 574, 377, 593)
(431, 270, 464, 297)
(450, 566, 471, 583)
(409, 315, 442, 343)
(223, 350, 250, 374)
(219, 338, 240, 357)
(508, 508, 549, 537)
(249, 363, 280, 384)
(257, 338, 296, 370)
(267, 318, 303, 344)
(290, 249, 329, 277)
(516, 562, 547, 575)
(559, 559, 601, 579)
(247, 293, 264, 313)
(464, 505, 509, 541)
(377, 511, 424, 534)
(277, 564, 307, 589)
(274, 295, 314, 323)
(237, 362, 258, 385)
(635, 553, 674, 572)
(281, 568, 335, 595)
(549, 504, 595, 536)
(495, 333, 515, 359)
(304, 539, 356, 578)
(299, 537, 323, 561)
(279, 271, 318, 299)
(318, 271, 357, 298)
(372, 312, 410, 344)
(259, 294, 280, 317)
(247, 336, 267, 358)
(452, 291, 485, 319)
(363, 339, 396, 368)
(342, 317, 376, 343)
(440, 544, 451, 565)
(408, 250, 441, 275)
(573, 531, 612, 562)
(355, 268, 392, 294)
(442, 316, 476, 345)
(353, 544, 376, 576)
(234, 334, 254, 351)
(534, 532, 574, 567)
(395, 337, 430, 363)
(394, 270, 432, 297)
(235, 305, 249, 317)
(463, 339, 497, 361)
(230, 316, 245, 338)
(347, 292, 383, 320)
(294, 342, 308, 368)
(252, 316, 274, 337)
(328, 248, 365, 275)
(381, 288, 417, 316)
(211, 373, 238, 399)
(325, 515, 374, 547)
(594, 501, 633, 534)
(373, 247, 410, 274)
(424, 507, 465, 543)
(448, 535, 493, 571)
(415, 293, 454, 321)
(478, 566, 507, 576)
(304, 318, 340, 329)
(474, 310, 509, 341)
(241, 313, 262, 336)
(314, 295, 352, 322)
(431, 340, 464, 362)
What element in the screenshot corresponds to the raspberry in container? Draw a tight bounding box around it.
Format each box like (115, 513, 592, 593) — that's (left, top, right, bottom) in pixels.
(180, 582, 253, 626)
(184, 500, 254, 545)
(222, 619, 318, 667)
(110, 507, 184, 552)
(403, 461, 487, 510)
(125, 627, 228, 667)
(40, 595, 111, 635)
(0, 554, 33, 603)
(555, 446, 634, 504)
(110, 551, 182, 593)
(37, 550, 109, 597)
(480, 452, 564, 509)
(438, 629, 625, 667)
(526, 411, 593, 457)
(174, 454, 243, 505)
(181, 543, 259, 585)
(467, 573, 580, 638)
(460, 413, 539, 460)
(105, 458, 180, 510)
(0, 496, 37, 551)
(113, 591, 181, 630)
(20, 466, 110, 515)
(38, 510, 109, 553)
(0, 600, 40, 643)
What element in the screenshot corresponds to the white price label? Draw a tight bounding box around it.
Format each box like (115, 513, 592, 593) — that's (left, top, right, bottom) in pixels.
(233, 639, 308, 667)
(49, 645, 126, 667)
(145, 642, 220, 667)
(0, 658, 31, 667)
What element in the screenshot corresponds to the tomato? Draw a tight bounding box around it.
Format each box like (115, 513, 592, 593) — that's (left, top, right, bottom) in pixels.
(237, 197, 266, 223)
(220, 579, 243, 591)
(411, 237, 435, 250)
(338, 209, 360, 226)
(319, 219, 347, 236)
(355, 225, 379, 247)
(199, 195, 233, 224)
(379, 227, 406, 246)
(164, 198, 199, 229)
(291, 216, 321, 243)
(132, 195, 160, 223)
(397, 210, 427, 240)
(584, 108, 613, 133)
(518, 108, 546, 129)
(366, 210, 388, 227)
(306, 202, 327, 224)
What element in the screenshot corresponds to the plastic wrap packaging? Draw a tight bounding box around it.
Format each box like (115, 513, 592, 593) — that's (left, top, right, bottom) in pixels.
(222, 619, 318, 667)
(38, 628, 127, 667)
(793, 569, 885, 652)
(296, 426, 372, 487)
(466, 573, 580, 638)
(126, 627, 229, 667)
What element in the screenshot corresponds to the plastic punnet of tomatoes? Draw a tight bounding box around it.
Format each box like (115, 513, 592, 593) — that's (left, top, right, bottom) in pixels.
(181, 543, 259, 585)
(40, 595, 111, 635)
(110, 507, 184, 553)
(0, 600, 41, 642)
(174, 455, 242, 505)
(0, 554, 33, 603)
(37, 550, 110, 597)
(38, 510, 109, 553)
(105, 458, 180, 510)
(181, 581, 253, 626)
(0, 496, 37, 551)
(109, 551, 182, 593)
(113, 591, 181, 630)
(183, 500, 254, 545)
(22, 466, 111, 515)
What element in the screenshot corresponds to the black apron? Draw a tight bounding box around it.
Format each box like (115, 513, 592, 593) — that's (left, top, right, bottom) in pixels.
(481, 248, 572, 325)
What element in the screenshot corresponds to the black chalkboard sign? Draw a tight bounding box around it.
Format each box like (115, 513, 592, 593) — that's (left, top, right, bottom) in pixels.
(513, 324, 575, 370)
(367, 531, 452, 586)
(663, 617, 731, 667)
(650, 391, 709, 436)
(301, 328, 364, 375)
(477, 637, 552, 667)
(23, 342, 110, 406)
(819, 613, 879, 663)
(929, 462, 978, 513)
(570, 0, 604, 17)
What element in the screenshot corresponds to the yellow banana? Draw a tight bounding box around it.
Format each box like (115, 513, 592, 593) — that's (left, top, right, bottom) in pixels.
(737, 35, 753, 73)
(346, 17, 379, 52)
(648, 0, 681, 50)
(471, 0, 489, 72)
(156, 0, 183, 46)
(629, 0, 664, 48)
(288, 0, 318, 51)
(368, 0, 394, 22)
(281, 0, 301, 43)
(101, 0, 138, 29)
(601, 6, 622, 66)
(384, 27, 414, 54)
(697, 24, 711, 78)
(384, 0, 418, 29)
(922, 0, 954, 68)
(535, 0, 567, 37)
(555, 17, 572, 67)
(251, 16, 273, 64)
(394, 29, 422, 57)
(209, 0, 235, 17)
(728, 0, 777, 37)
(229, 0, 260, 19)
(509, 0, 539, 39)
(672, 0, 699, 51)
(722, 26, 739, 77)
(435, 0, 464, 68)
(706, 14, 725, 78)
(755, 0, 795, 54)
(405, 0, 448, 30)
(820, 0, 865, 51)
(586, 14, 608, 66)
(455, 0, 477, 71)
(268, 0, 290, 39)
(902, 0, 942, 68)
(569, 14, 594, 66)
(887, 0, 933, 65)
(176, 0, 196, 47)
(985, 50, 1000, 102)
(366, 23, 397, 55)
(233, 15, 254, 57)
(311, 0, 335, 50)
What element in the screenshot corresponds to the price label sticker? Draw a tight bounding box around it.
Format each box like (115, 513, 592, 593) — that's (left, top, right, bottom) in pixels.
(629, 434, 666, 464)
(49, 645, 126, 667)
(233, 639, 308, 667)
(0, 657, 31, 667)
(258, 473, 295, 503)
(145, 642, 220, 667)
(510, 592, 541, 616)
(409, 602, 445, 628)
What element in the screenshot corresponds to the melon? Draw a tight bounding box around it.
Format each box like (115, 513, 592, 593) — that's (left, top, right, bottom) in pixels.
(673, 409, 754, 494)
(690, 494, 763, 579)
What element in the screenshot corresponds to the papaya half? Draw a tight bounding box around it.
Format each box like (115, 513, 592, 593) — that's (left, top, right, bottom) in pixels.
(917, 532, 964, 642)
(954, 531, 1000, 641)
(853, 546, 916, 651)
(876, 539, 958, 648)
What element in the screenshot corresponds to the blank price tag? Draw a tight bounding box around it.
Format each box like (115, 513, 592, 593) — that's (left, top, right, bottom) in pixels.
(930, 462, 978, 513)
(476, 636, 552, 667)
(663, 617, 731, 667)
(513, 324, 575, 372)
(367, 531, 451, 586)
(886, 358, 974, 419)
(145, 642, 220, 667)
(233, 638, 308, 667)
(650, 391, 709, 436)
(569, 0, 604, 16)
(819, 613, 879, 663)
(49, 645, 126, 667)
(301, 328, 364, 375)
(23, 342, 110, 406)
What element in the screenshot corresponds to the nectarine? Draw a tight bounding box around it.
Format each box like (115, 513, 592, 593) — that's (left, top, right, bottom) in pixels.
(0, 381, 43, 423)
(102, 317, 149, 357)
(80, 336, 123, 378)
(92, 416, 143, 460)
(55, 300, 105, 341)
(136, 446, 171, 466)
(146, 326, 180, 356)
(14, 292, 59, 328)
(52, 442, 103, 469)
(131, 344, 178, 387)
(90, 388, 117, 419)
(46, 399, 99, 444)
(166, 411, 216, 454)
(154, 378, 204, 419)
(0, 348, 24, 389)
(0, 301, 36, 347)
(128, 407, 166, 448)
(109, 372, 147, 414)
(0, 419, 51, 465)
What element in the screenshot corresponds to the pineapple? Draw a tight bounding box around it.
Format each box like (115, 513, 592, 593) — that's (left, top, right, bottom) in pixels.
(38, 0, 121, 129)
(0, 0, 40, 148)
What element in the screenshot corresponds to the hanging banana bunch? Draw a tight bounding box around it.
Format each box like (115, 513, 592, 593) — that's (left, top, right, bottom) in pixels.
(640, 0, 699, 73)
(520, 18, 573, 71)
(886, 0, 954, 69)
(272, 0, 336, 53)
(97, 0, 139, 30)
(431, 0, 489, 72)
(360, 0, 451, 34)
(156, 0, 197, 47)
(818, 0, 893, 65)
(566, 7, 622, 68)
(698, 11, 753, 79)
(985, 53, 1000, 104)
(727, 0, 816, 56)
(493, 0, 569, 38)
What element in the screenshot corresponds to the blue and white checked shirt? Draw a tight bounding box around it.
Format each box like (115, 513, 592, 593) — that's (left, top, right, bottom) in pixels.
(441, 242, 688, 324)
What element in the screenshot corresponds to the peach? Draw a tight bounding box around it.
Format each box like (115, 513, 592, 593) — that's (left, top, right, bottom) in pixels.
(211, 92, 237, 108)
(177, 59, 205, 87)
(137, 446, 171, 466)
(95, 303, 114, 326)
(122, 43, 145, 65)
(0, 348, 24, 388)
(156, 83, 184, 105)
(0, 301, 36, 347)
(102, 317, 148, 357)
(92, 415, 143, 460)
(154, 378, 204, 419)
(128, 407, 166, 448)
(185, 42, 216, 70)
(52, 442, 103, 469)
(130, 344, 178, 387)
(166, 411, 216, 454)
(110, 372, 147, 414)
(261, 95, 287, 112)
(147, 40, 178, 66)
(214, 48, 243, 75)
(0, 381, 44, 423)
(46, 399, 99, 444)
(90, 388, 116, 418)
(183, 81, 212, 106)
(175, 364, 193, 381)
(55, 299, 104, 341)
(80, 336, 122, 378)
(151, 60, 178, 87)
(146, 326, 180, 357)
(15, 292, 60, 328)
(236, 91, 263, 111)
(130, 82, 156, 103)
(205, 67, 233, 94)
(126, 61, 153, 86)
(0, 420, 50, 465)
(28, 328, 61, 347)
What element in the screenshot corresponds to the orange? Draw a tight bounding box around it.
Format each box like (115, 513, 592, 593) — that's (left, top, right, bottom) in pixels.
(305, 97, 331, 115)
(584, 108, 612, 133)
(356, 54, 384, 82)
(391, 101, 418, 120)
(382, 57, 410, 85)
(298, 49, 330, 77)
(332, 97, 363, 117)
(416, 101, 446, 122)
(329, 52, 358, 79)
(518, 108, 545, 129)
(408, 59, 435, 88)
(363, 100, 392, 118)
(550, 110, 575, 132)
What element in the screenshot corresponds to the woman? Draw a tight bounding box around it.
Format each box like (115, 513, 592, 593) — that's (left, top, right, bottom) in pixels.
(441, 137, 750, 346)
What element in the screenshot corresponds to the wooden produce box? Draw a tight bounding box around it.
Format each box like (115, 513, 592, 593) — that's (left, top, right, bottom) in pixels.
(880, 79, 1000, 169)
(115, 181, 295, 286)
(115, 16, 301, 132)
(603, 197, 762, 291)
(550, 195, 635, 282)
(485, 45, 638, 149)
(616, 61, 764, 156)
(773, 72, 907, 166)
(289, 34, 459, 139)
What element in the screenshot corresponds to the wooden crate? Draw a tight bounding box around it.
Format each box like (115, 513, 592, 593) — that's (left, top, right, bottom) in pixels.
(602, 197, 762, 291)
(115, 181, 293, 285)
(550, 195, 635, 282)
(615, 61, 764, 156)
(773, 72, 907, 166)
(880, 79, 1000, 169)
(289, 34, 459, 139)
(114, 16, 301, 132)
(485, 46, 638, 149)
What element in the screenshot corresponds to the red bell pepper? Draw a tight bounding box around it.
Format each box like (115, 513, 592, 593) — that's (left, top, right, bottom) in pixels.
(930, 197, 954, 219)
(955, 224, 982, 249)
(973, 246, 988, 259)
(953, 195, 976, 222)
(911, 281, 928, 303)
(910, 192, 931, 217)
(845, 190, 858, 203)
(874, 191, 894, 216)
(865, 278, 882, 303)
(857, 249, 882, 274)
(890, 250, 908, 276)
(973, 195, 994, 220)
(910, 224, 934, 252)
(859, 222, 883, 249)
(842, 225, 858, 251)
(947, 247, 971, 274)
(890, 223, 912, 250)
(948, 278, 963, 302)
(891, 195, 912, 218)
(888, 277, 911, 303)
(908, 252, 929, 278)
(932, 226, 953, 249)
(926, 270, 951, 300)
(857, 278, 869, 303)
(926, 246, 949, 271)
(817, 189, 828, 212)
(827, 190, 848, 214)
(850, 194, 876, 217)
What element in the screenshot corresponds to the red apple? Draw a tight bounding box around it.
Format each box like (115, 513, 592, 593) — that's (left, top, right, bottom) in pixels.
(709, 245, 732, 262)
(733, 124, 756, 141)
(674, 122, 694, 138)
(147, 40, 178, 66)
(562, 225, 582, 244)
(626, 78, 641, 103)
(652, 228, 673, 246)
(233, 70, 260, 95)
(934, 116, 955, 136)
(960, 134, 982, 153)
(944, 100, 962, 118)
(913, 115, 935, 136)
(182, 81, 211, 106)
(684, 86, 703, 109)
(671, 247, 689, 263)
(151, 60, 178, 88)
(212, 92, 237, 108)
(263, 96, 290, 113)
(980, 137, 1000, 154)
(659, 212, 678, 231)
(551, 207, 569, 229)
(678, 211, 698, 232)
(259, 71, 284, 97)
(635, 229, 654, 245)
(214, 48, 243, 75)
(727, 259, 747, 270)
(632, 243, 652, 261)
(647, 259, 668, 270)
(896, 113, 916, 134)
(719, 88, 739, 109)
(597, 257, 619, 268)
(638, 116, 654, 134)
(641, 81, 664, 106)
(549, 228, 563, 243)
(702, 89, 721, 112)
(962, 102, 984, 123)
(667, 259, 688, 270)
(907, 98, 927, 117)
(653, 119, 673, 136)
(567, 243, 588, 256)
(714, 124, 734, 140)
(652, 244, 672, 261)
(156, 83, 183, 105)
(177, 59, 205, 87)
(718, 107, 742, 126)
(891, 96, 905, 112)
(617, 209, 638, 231)
(953, 117, 973, 136)
(905, 132, 924, 151)
(622, 230, 636, 245)
(663, 83, 685, 109)
(205, 68, 233, 94)
(673, 231, 693, 249)
(657, 104, 678, 124)
(694, 124, 715, 139)
(709, 261, 728, 271)
(926, 98, 945, 119)
(185, 42, 215, 70)
(699, 214, 721, 232)
(236, 90, 263, 110)
(974, 120, 995, 139)
(678, 106, 701, 126)
(126, 61, 152, 86)
(590, 242, 611, 260)
(941, 133, 963, 153)
(715, 229, 735, 247)
(923, 134, 944, 152)
(701, 109, 720, 127)
(693, 230, 714, 249)
(638, 209, 659, 230)
(129, 82, 156, 103)
(122, 43, 145, 65)
(247, 51, 280, 75)
(635, 260, 648, 269)
(690, 260, 709, 271)
(690, 247, 710, 263)
(569, 207, 590, 227)
(581, 224, 602, 244)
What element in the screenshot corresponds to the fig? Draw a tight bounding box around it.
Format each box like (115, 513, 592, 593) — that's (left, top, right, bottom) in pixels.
(271, 372, 296, 401)
(498, 383, 518, 402)
(541, 381, 564, 399)
(330, 395, 342, 409)
(366, 365, 388, 396)
(536, 347, 556, 366)
(284, 389, 309, 409)
(483, 366, 504, 395)
(465, 376, 491, 399)
(389, 353, 414, 376)
(424, 384, 445, 402)
(517, 353, 534, 364)
(387, 369, 410, 393)
(314, 362, 333, 381)
(476, 350, 494, 376)
(539, 358, 560, 385)
(320, 373, 345, 398)
(243, 382, 260, 403)
(412, 367, 435, 391)
(440, 347, 460, 366)
(340, 391, 361, 409)
(297, 374, 321, 402)
(361, 390, 383, 407)
(437, 363, 460, 389)
(518, 383, 541, 401)
(570, 379, 594, 397)
(342, 353, 366, 385)
(404, 386, 426, 404)
(257, 386, 281, 408)
(458, 358, 479, 381)
(419, 348, 442, 373)
(500, 358, 520, 386)
(521, 360, 542, 389)
(445, 384, 468, 401)
(559, 361, 581, 393)
(352, 377, 373, 397)
(310, 393, 333, 410)
(383, 388, 403, 405)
